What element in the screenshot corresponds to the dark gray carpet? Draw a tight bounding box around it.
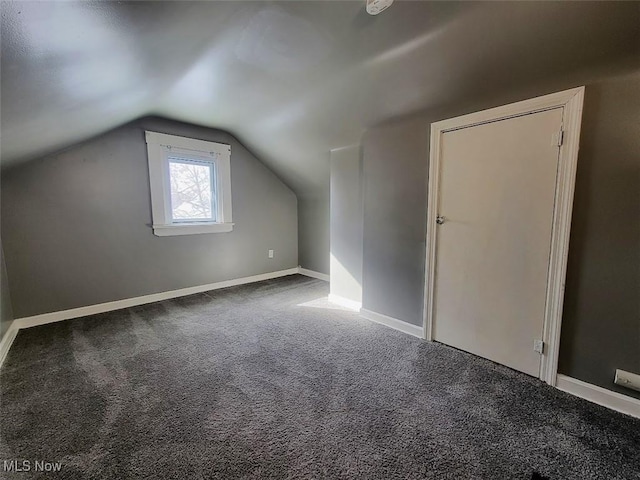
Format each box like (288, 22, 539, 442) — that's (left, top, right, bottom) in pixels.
(1, 274, 638, 479)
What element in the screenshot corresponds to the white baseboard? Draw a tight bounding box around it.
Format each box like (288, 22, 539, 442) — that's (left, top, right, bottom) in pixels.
(298, 267, 329, 282)
(14, 268, 300, 330)
(328, 293, 362, 312)
(556, 374, 640, 419)
(360, 308, 424, 339)
(0, 323, 19, 369)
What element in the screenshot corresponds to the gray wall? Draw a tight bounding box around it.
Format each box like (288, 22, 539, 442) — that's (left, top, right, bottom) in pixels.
(361, 69, 640, 398)
(298, 194, 329, 275)
(362, 120, 429, 323)
(1, 117, 298, 318)
(330, 146, 363, 303)
(0, 243, 13, 339)
(558, 73, 640, 398)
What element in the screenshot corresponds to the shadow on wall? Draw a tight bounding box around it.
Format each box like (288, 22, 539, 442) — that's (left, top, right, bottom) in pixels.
(298, 195, 330, 275)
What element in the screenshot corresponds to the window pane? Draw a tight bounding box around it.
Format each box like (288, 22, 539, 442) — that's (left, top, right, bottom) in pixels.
(168, 158, 216, 221)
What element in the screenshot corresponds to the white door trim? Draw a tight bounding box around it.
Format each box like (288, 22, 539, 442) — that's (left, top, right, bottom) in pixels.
(423, 87, 585, 386)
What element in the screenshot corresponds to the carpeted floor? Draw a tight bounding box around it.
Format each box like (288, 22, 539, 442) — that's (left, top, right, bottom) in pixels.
(1, 274, 638, 479)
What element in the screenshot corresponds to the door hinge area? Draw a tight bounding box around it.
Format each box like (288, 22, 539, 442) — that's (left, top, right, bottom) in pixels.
(557, 129, 564, 147)
(534, 339, 545, 354)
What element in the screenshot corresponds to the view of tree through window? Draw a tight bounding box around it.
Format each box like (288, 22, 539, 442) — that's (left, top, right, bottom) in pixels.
(169, 158, 216, 221)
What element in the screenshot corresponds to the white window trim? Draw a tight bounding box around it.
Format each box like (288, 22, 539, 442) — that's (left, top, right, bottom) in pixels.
(145, 131, 233, 236)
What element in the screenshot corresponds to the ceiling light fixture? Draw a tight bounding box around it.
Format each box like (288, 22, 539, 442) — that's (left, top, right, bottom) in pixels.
(366, 0, 394, 15)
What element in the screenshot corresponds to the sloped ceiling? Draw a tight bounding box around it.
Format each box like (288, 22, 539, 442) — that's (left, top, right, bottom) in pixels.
(1, 1, 638, 194)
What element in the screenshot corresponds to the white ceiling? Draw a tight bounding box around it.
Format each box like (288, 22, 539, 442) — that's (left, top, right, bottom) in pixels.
(1, 1, 638, 194)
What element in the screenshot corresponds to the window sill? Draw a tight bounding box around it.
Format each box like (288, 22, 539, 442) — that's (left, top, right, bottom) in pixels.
(152, 223, 234, 236)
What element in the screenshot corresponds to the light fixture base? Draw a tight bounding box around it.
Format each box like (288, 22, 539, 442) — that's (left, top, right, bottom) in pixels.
(366, 0, 394, 16)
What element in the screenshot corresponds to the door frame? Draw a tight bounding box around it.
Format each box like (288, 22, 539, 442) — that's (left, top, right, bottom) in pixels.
(423, 87, 585, 386)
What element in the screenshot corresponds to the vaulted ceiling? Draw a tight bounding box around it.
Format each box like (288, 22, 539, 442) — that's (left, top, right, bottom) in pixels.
(1, 1, 638, 194)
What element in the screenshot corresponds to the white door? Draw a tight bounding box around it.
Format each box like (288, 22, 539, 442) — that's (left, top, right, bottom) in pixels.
(432, 108, 563, 377)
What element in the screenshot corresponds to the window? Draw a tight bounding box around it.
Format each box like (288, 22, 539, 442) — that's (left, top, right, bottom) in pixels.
(145, 131, 233, 236)
(169, 157, 216, 222)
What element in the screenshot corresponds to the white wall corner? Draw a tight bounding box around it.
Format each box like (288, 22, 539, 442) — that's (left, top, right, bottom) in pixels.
(360, 308, 424, 339)
(0, 323, 19, 369)
(556, 374, 640, 419)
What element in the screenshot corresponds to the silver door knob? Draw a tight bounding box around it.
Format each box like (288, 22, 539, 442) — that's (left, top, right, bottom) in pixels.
(436, 215, 445, 225)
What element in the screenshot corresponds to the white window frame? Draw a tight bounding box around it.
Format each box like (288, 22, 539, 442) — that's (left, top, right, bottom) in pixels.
(145, 131, 233, 236)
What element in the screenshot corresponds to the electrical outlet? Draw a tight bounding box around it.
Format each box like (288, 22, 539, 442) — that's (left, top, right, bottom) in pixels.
(533, 339, 544, 354)
(268, 249, 274, 259)
(614, 369, 640, 392)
